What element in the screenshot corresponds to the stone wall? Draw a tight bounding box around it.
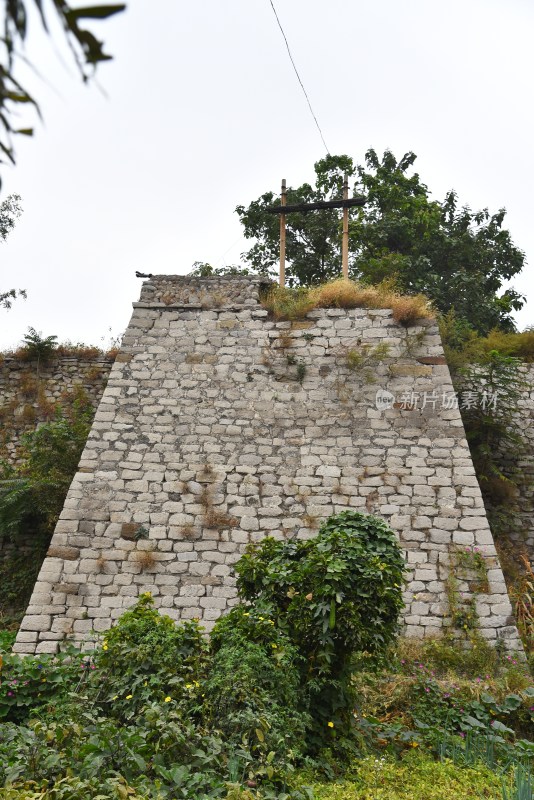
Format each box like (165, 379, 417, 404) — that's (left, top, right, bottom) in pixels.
(0, 355, 113, 463)
(495, 364, 534, 562)
(14, 276, 523, 654)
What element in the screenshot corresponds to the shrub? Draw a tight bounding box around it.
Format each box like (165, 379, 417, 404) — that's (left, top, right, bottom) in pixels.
(91, 593, 208, 721)
(235, 511, 406, 739)
(206, 604, 309, 764)
(21, 328, 58, 370)
(0, 648, 84, 723)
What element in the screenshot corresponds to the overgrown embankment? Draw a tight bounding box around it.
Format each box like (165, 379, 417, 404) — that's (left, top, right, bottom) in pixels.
(0, 345, 114, 465)
(0, 340, 114, 621)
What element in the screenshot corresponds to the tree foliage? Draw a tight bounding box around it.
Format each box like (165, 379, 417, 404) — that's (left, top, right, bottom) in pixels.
(22, 326, 58, 371)
(0, 1, 125, 176)
(0, 192, 25, 308)
(0, 398, 93, 538)
(235, 510, 406, 739)
(236, 150, 525, 334)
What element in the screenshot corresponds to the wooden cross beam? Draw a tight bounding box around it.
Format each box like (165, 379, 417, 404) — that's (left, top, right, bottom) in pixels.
(266, 177, 366, 286)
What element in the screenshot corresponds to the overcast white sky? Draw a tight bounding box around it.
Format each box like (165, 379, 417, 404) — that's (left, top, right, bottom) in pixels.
(0, 0, 532, 349)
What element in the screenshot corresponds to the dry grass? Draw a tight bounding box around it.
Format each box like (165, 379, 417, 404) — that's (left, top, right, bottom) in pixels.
(277, 331, 293, 350)
(510, 555, 534, 652)
(133, 549, 158, 571)
(20, 404, 36, 423)
(261, 287, 315, 320)
(19, 373, 39, 399)
(55, 343, 102, 360)
(389, 294, 431, 325)
(262, 278, 433, 326)
(104, 346, 120, 361)
(203, 508, 238, 530)
(95, 555, 108, 574)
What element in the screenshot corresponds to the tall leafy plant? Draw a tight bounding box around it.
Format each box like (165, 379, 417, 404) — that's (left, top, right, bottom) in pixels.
(234, 511, 406, 739)
(22, 327, 58, 374)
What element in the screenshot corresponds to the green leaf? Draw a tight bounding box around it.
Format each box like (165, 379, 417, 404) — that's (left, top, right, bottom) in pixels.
(462, 715, 486, 729)
(503, 693, 522, 711)
(255, 727, 264, 742)
(490, 720, 515, 735)
(329, 599, 336, 630)
(65, 4, 126, 21)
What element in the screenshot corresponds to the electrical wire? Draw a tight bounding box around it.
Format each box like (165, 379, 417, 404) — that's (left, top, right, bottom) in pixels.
(267, 0, 330, 154)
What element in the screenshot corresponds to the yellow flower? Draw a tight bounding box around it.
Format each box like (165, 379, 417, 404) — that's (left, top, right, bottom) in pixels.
(102, 645, 108, 651)
(126, 694, 133, 700)
(185, 683, 193, 690)
(327, 721, 334, 728)
(411, 741, 418, 748)
(112, 695, 118, 701)
(193, 681, 200, 687)
(243, 612, 250, 617)
(164, 696, 171, 703)
(258, 616, 264, 621)
(271, 644, 277, 649)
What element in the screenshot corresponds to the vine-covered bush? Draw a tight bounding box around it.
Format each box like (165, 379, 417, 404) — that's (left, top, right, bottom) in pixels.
(206, 604, 309, 765)
(91, 592, 208, 721)
(0, 648, 84, 723)
(235, 511, 406, 738)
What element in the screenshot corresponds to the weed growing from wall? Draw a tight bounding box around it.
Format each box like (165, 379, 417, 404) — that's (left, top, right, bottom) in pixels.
(445, 546, 490, 636)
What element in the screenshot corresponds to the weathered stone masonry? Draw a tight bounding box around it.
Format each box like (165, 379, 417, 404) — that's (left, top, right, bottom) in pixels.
(14, 276, 522, 654)
(0, 355, 113, 464)
(496, 364, 534, 563)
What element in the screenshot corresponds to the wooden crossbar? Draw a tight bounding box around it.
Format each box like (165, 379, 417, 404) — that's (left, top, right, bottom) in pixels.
(270, 178, 366, 285)
(266, 197, 366, 214)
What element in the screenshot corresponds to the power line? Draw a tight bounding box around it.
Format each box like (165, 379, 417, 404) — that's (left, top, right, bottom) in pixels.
(267, 0, 330, 155)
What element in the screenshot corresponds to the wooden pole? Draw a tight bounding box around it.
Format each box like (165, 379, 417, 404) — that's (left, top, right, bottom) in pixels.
(342, 174, 349, 279)
(280, 179, 286, 288)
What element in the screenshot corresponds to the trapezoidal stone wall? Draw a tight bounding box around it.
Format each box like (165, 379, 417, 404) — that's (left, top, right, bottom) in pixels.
(14, 276, 522, 654)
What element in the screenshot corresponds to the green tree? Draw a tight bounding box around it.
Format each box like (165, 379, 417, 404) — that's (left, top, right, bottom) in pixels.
(0, 192, 25, 308)
(0, 1, 125, 176)
(236, 153, 355, 285)
(236, 150, 525, 334)
(0, 399, 93, 538)
(22, 327, 58, 374)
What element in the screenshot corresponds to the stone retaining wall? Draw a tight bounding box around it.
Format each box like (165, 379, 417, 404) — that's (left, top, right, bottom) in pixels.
(14, 276, 523, 654)
(0, 355, 113, 463)
(495, 364, 534, 562)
